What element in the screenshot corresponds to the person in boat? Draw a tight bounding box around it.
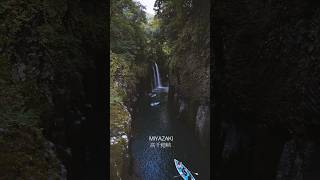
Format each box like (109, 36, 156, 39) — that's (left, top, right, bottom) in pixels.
(182, 168, 188, 176)
(178, 162, 190, 178)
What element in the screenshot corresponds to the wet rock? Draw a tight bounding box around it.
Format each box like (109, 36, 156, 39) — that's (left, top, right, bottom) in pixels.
(195, 105, 210, 147)
(178, 99, 187, 114)
(110, 102, 132, 180)
(44, 140, 67, 180)
(276, 140, 315, 180)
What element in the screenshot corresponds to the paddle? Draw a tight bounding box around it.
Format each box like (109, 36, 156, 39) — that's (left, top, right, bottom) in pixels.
(184, 165, 199, 176)
(174, 171, 199, 179)
(190, 171, 199, 176)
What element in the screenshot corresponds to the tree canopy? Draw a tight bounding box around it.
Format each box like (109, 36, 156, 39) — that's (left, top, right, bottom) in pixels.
(110, 0, 148, 61)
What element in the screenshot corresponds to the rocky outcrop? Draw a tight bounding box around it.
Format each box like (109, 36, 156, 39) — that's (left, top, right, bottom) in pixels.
(110, 52, 151, 180)
(110, 102, 131, 180)
(195, 105, 210, 146)
(109, 75, 150, 180)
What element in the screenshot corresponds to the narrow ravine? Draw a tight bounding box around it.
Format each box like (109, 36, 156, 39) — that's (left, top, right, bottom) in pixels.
(110, 0, 210, 179)
(131, 64, 210, 180)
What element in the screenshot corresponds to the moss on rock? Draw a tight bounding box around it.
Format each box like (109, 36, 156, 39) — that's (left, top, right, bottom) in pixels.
(0, 54, 65, 179)
(110, 51, 149, 180)
(0, 126, 62, 179)
(110, 102, 131, 180)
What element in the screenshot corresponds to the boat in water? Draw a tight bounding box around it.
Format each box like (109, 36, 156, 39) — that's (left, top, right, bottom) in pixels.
(174, 159, 196, 180)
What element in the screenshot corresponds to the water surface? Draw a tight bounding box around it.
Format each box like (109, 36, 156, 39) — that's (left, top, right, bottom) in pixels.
(131, 89, 210, 180)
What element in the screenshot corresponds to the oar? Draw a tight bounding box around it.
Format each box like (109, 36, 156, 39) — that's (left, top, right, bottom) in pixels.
(190, 170, 199, 176)
(192, 172, 199, 176)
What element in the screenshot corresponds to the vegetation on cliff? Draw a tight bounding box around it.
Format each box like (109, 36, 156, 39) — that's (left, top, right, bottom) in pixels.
(110, 0, 211, 179)
(110, 0, 150, 179)
(154, 0, 210, 102)
(214, 0, 320, 179)
(0, 55, 62, 179)
(151, 0, 210, 148)
(0, 0, 106, 178)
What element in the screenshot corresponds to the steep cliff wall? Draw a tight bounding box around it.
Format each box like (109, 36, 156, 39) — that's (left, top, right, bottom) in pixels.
(110, 52, 151, 180)
(0, 0, 106, 178)
(214, 0, 320, 179)
(109, 0, 153, 178)
(166, 0, 210, 148)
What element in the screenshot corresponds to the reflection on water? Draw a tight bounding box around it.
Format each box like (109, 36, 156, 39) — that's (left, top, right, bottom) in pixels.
(131, 90, 210, 180)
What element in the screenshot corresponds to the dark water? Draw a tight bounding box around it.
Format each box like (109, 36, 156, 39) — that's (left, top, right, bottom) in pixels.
(131, 89, 210, 180)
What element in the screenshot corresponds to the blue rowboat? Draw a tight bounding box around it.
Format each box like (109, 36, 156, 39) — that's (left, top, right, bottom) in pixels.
(174, 159, 195, 180)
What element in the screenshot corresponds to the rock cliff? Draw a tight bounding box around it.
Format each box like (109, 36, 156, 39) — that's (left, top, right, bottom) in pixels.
(214, 0, 320, 179)
(167, 0, 210, 149)
(0, 0, 107, 178)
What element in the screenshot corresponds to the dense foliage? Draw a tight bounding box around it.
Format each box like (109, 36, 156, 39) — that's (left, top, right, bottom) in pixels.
(110, 0, 150, 102)
(154, 0, 210, 101)
(110, 0, 211, 179)
(0, 0, 75, 178)
(151, 1, 211, 178)
(110, 0, 150, 179)
(0, 0, 106, 178)
(110, 0, 147, 60)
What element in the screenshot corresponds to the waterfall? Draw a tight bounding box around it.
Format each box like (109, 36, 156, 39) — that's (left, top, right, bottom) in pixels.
(155, 62, 162, 88)
(153, 62, 162, 88)
(153, 66, 157, 88)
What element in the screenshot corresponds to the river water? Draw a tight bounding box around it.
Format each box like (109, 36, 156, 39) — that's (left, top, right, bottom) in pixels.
(131, 88, 210, 180)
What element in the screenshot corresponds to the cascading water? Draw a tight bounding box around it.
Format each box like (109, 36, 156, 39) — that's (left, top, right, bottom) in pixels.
(153, 62, 162, 88)
(155, 62, 162, 88)
(151, 62, 168, 93)
(153, 66, 158, 89)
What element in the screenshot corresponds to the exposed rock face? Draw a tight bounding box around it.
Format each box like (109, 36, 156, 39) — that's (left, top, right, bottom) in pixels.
(195, 105, 210, 147)
(214, 0, 320, 179)
(44, 140, 67, 180)
(178, 99, 187, 114)
(276, 140, 315, 180)
(110, 102, 131, 180)
(110, 53, 151, 180)
(167, 0, 210, 148)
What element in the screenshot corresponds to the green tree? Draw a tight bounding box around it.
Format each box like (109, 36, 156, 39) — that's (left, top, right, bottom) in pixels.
(110, 0, 148, 61)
